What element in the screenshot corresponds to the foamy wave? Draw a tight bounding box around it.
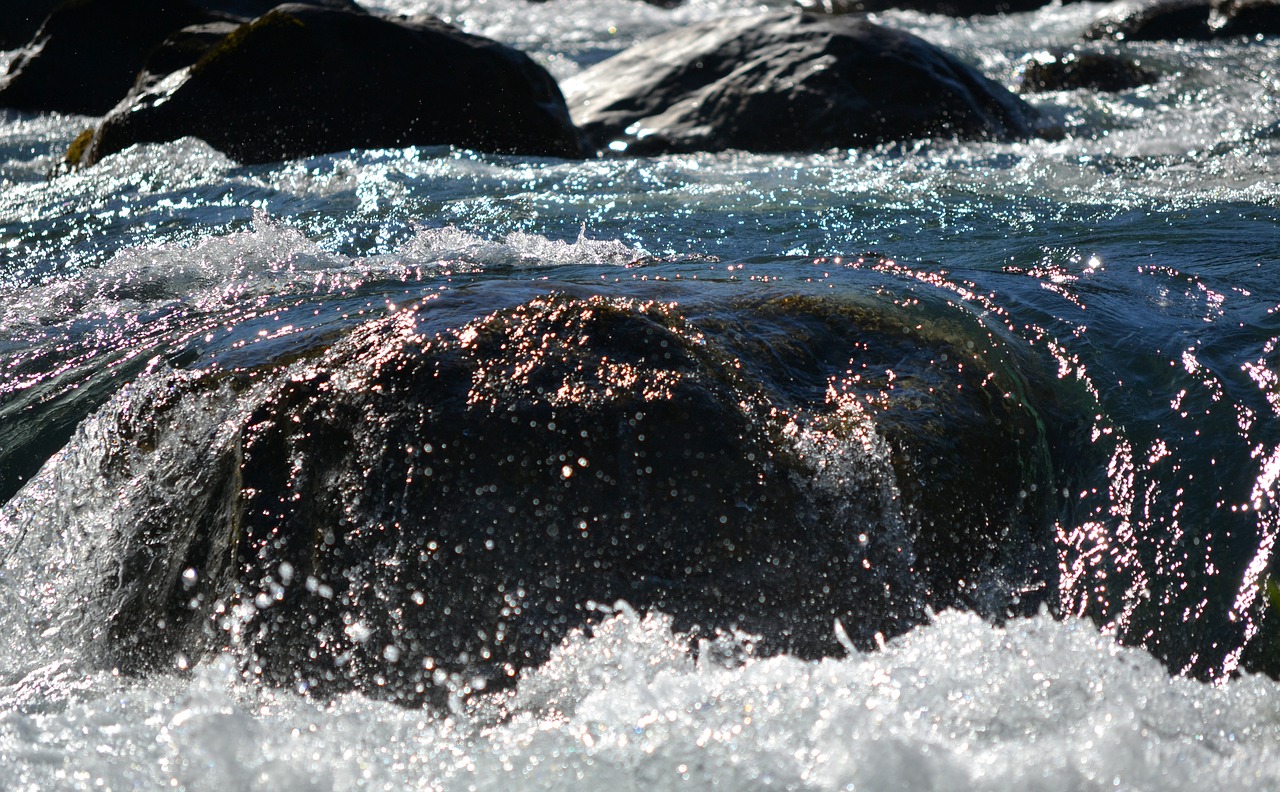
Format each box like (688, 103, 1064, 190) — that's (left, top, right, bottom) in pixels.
(396, 225, 646, 268)
(0, 213, 344, 331)
(1, 609, 1276, 790)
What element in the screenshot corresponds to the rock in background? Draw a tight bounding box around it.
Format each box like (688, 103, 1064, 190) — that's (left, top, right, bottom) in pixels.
(563, 11, 1042, 156)
(0, 0, 222, 115)
(1018, 47, 1159, 93)
(1085, 0, 1280, 40)
(0, 0, 62, 49)
(78, 4, 585, 164)
(793, 0, 1072, 17)
(0, 0, 361, 116)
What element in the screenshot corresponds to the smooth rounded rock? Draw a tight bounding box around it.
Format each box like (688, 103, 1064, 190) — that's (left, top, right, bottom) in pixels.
(134, 21, 244, 91)
(79, 4, 584, 165)
(88, 290, 1066, 704)
(562, 11, 1041, 156)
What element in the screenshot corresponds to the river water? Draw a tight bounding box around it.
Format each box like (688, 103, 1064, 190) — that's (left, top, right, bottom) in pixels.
(2, 0, 1280, 788)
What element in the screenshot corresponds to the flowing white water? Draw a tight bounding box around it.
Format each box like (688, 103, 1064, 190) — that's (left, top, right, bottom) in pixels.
(3, 609, 1280, 791)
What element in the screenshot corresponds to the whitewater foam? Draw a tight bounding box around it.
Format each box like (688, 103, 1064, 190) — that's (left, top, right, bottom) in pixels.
(1, 609, 1277, 791)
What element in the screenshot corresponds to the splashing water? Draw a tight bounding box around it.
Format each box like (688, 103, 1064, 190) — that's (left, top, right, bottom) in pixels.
(5, 0, 1280, 786)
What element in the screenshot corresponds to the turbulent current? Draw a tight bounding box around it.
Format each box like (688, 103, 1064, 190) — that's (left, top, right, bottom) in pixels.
(3, 0, 1280, 788)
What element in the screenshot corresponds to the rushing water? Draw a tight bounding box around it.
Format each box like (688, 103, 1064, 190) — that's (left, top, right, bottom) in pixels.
(3, 0, 1280, 788)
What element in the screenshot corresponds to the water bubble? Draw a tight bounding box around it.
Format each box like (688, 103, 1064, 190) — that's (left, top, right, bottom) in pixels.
(344, 621, 373, 643)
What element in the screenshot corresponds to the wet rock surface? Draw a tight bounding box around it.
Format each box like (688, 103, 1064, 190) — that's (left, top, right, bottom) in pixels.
(1085, 0, 1216, 40)
(0, 0, 223, 116)
(78, 4, 584, 165)
(562, 11, 1041, 156)
(1211, 0, 1280, 35)
(132, 21, 243, 93)
(0, 0, 61, 50)
(1085, 0, 1280, 40)
(0, 0, 361, 116)
(792, 0, 1067, 17)
(90, 291, 1068, 704)
(1018, 47, 1159, 93)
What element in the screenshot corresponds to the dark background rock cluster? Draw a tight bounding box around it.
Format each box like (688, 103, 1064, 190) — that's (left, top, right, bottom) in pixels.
(3, 0, 1278, 164)
(0, 0, 1095, 165)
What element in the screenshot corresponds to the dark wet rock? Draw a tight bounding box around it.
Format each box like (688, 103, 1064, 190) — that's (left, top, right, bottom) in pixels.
(793, 0, 1065, 17)
(0, 0, 61, 50)
(529, 0, 684, 6)
(202, 0, 352, 13)
(77, 4, 583, 165)
(1084, 0, 1218, 40)
(1212, 0, 1280, 35)
(134, 21, 242, 92)
(0, 0, 361, 116)
(1085, 0, 1280, 39)
(562, 11, 1041, 156)
(1018, 47, 1158, 93)
(86, 289, 1066, 704)
(698, 292, 1064, 618)
(0, 0, 222, 115)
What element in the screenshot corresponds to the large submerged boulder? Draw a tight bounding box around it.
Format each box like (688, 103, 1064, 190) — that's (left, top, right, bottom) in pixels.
(562, 11, 1041, 156)
(77, 4, 584, 164)
(74, 289, 1066, 704)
